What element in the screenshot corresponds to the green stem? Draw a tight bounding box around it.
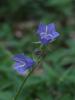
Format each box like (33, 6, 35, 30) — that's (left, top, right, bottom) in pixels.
(13, 60, 41, 100)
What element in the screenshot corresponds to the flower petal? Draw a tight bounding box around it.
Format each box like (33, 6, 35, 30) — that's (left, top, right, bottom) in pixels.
(51, 32, 60, 39)
(37, 23, 46, 34)
(47, 23, 56, 34)
(40, 33, 53, 44)
(25, 57, 35, 67)
(14, 65, 26, 75)
(12, 53, 27, 62)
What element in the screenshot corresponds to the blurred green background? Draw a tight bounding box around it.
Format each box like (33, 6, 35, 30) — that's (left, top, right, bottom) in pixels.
(0, 0, 75, 100)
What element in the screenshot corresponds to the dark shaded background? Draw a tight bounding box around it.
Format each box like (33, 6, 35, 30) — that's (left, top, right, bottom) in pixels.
(0, 0, 75, 100)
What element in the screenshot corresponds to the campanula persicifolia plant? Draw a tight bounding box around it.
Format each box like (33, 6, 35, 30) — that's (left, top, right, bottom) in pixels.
(12, 23, 60, 100)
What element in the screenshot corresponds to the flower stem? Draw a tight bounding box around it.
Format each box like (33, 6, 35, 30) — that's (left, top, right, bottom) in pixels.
(13, 60, 41, 100)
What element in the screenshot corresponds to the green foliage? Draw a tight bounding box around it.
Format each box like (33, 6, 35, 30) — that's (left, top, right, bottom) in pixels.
(0, 0, 75, 100)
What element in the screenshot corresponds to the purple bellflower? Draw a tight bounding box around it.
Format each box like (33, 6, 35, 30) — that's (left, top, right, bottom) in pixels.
(37, 23, 60, 44)
(12, 54, 35, 75)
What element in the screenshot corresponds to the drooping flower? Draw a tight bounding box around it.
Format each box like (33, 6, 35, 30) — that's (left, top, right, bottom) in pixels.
(37, 23, 60, 44)
(12, 54, 35, 75)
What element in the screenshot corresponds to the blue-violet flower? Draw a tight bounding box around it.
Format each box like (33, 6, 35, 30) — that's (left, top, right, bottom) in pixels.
(12, 54, 35, 75)
(37, 23, 60, 44)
